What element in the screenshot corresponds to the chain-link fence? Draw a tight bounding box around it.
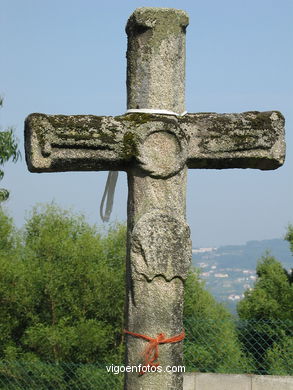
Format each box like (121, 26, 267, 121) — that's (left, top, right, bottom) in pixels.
(0, 319, 292, 389)
(184, 318, 293, 376)
(0, 361, 123, 390)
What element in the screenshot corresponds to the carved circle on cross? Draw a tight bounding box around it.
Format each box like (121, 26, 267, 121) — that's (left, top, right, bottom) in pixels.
(135, 118, 188, 178)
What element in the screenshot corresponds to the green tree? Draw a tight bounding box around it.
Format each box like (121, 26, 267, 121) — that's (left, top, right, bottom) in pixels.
(0, 207, 18, 253)
(0, 205, 125, 364)
(0, 205, 126, 388)
(266, 336, 293, 375)
(0, 97, 20, 202)
(184, 269, 251, 373)
(0, 208, 29, 361)
(20, 204, 126, 364)
(238, 255, 293, 321)
(237, 252, 293, 375)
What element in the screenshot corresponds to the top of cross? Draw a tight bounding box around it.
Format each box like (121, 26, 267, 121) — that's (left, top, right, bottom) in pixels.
(126, 7, 189, 116)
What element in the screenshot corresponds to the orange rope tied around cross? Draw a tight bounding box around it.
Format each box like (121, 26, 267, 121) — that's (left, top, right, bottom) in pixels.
(124, 329, 185, 374)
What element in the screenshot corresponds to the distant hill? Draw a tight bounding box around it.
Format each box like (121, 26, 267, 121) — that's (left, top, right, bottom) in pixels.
(192, 238, 292, 314)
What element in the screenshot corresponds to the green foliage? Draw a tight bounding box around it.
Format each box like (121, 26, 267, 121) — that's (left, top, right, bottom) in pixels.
(0, 98, 21, 202)
(0, 209, 27, 361)
(266, 335, 293, 375)
(184, 270, 251, 373)
(0, 204, 126, 365)
(184, 269, 232, 320)
(0, 128, 20, 166)
(0, 208, 18, 252)
(70, 364, 123, 390)
(238, 255, 293, 321)
(0, 361, 122, 390)
(21, 204, 126, 364)
(237, 249, 293, 374)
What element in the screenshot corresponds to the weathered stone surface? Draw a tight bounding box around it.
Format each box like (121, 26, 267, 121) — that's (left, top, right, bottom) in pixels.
(125, 273, 185, 389)
(252, 374, 293, 390)
(181, 111, 285, 170)
(24, 114, 128, 172)
(126, 7, 189, 114)
(25, 111, 285, 173)
(131, 211, 191, 281)
(194, 373, 251, 390)
(183, 373, 293, 390)
(126, 161, 190, 389)
(183, 373, 196, 390)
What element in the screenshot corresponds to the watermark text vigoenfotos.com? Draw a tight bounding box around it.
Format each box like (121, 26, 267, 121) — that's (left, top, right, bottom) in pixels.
(106, 364, 185, 375)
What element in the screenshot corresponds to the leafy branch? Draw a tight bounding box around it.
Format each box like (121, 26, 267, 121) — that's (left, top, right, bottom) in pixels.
(0, 98, 21, 201)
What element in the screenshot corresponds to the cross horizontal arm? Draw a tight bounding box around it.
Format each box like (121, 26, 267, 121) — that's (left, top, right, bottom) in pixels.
(181, 111, 285, 170)
(25, 110, 285, 173)
(25, 113, 136, 172)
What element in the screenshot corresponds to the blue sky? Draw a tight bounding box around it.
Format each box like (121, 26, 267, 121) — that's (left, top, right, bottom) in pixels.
(1, 0, 292, 247)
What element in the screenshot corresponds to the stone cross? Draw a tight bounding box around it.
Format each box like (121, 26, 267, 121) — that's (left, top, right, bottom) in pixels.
(25, 7, 285, 390)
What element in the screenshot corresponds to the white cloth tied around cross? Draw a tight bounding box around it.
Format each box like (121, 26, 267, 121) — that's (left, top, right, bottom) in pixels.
(100, 109, 187, 222)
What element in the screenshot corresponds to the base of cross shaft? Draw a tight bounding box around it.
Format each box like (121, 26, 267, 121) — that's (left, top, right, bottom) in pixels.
(124, 162, 191, 389)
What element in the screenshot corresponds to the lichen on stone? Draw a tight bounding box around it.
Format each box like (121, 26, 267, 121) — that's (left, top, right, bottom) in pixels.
(121, 113, 153, 125)
(122, 131, 139, 160)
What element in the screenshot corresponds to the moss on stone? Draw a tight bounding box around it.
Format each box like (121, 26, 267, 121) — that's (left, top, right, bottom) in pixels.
(122, 131, 139, 160)
(27, 115, 50, 155)
(240, 111, 282, 136)
(48, 115, 103, 134)
(122, 113, 153, 125)
(250, 112, 273, 130)
(46, 115, 121, 145)
(118, 113, 177, 127)
(126, 8, 189, 49)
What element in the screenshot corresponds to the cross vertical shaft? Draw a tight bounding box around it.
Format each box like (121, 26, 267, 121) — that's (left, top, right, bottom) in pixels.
(124, 8, 191, 389)
(125, 165, 191, 389)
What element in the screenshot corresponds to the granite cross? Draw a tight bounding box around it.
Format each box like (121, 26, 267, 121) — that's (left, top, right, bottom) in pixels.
(25, 7, 285, 390)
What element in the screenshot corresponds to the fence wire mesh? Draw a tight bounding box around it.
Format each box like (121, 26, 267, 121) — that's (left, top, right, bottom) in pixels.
(0, 361, 123, 390)
(0, 319, 291, 389)
(184, 318, 293, 376)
